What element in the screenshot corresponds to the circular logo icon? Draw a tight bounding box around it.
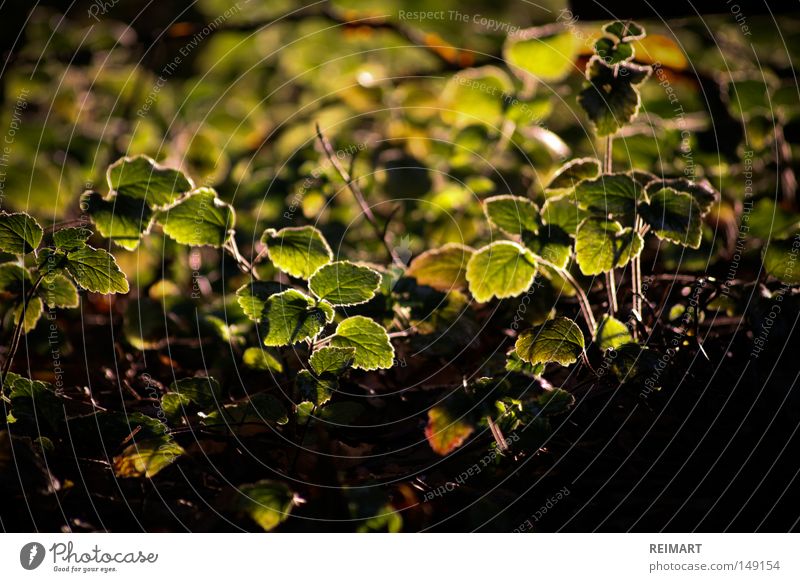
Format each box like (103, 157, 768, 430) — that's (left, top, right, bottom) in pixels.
(20, 542, 46, 570)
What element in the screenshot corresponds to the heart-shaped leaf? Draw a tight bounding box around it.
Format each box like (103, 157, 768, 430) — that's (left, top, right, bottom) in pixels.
(309, 346, 356, 376)
(639, 187, 702, 248)
(484, 195, 539, 235)
(578, 57, 652, 137)
(82, 191, 152, 250)
(575, 218, 643, 275)
(156, 188, 235, 247)
(466, 241, 538, 302)
(309, 261, 381, 306)
(406, 243, 474, 291)
(541, 194, 589, 236)
(596, 314, 634, 350)
(574, 173, 645, 221)
(14, 296, 43, 333)
(515, 317, 585, 366)
(263, 225, 333, 279)
(0, 211, 42, 255)
(262, 289, 333, 347)
(64, 246, 130, 294)
(107, 155, 193, 208)
(330, 316, 394, 370)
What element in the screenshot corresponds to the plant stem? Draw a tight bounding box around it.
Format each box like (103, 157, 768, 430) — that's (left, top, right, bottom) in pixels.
(224, 237, 259, 280)
(315, 123, 404, 267)
(603, 135, 618, 315)
(0, 273, 45, 392)
(539, 259, 597, 334)
(631, 217, 643, 340)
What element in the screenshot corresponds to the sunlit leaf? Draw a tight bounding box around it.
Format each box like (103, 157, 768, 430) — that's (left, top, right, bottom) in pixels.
(262, 289, 333, 346)
(0, 212, 42, 255)
(64, 246, 130, 294)
(575, 217, 643, 275)
(308, 261, 381, 306)
(309, 346, 356, 376)
(156, 188, 235, 247)
(330, 316, 394, 370)
(406, 243, 474, 291)
(113, 438, 184, 478)
(53, 227, 91, 252)
(466, 241, 537, 302)
(546, 157, 601, 195)
(236, 480, 297, 532)
(38, 274, 79, 308)
(263, 225, 333, 279)
(484, 195, 539, 235)
(574, 173, 644, 221)
(762, 238, 800, 284)
(242, 347, 284, 373)
(236, 280, 284, 322)
(107, 155, 193, 208)
(515, 317, 585, 366)
(82, 191, 152, 251)
(425, 406, 474, 456)
(596, 314, 633, 350)
(504, 25, 580, 83)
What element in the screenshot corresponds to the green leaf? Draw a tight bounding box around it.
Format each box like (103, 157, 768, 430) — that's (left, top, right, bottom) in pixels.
(53, 227, 91, 252)
(308, 261, 381, 306)
(242, 347, 284, 373)
(236, 480, 296, 532)
(13, 297, 43, 333)
(64, 246, 129, 294)
(263, 225, 333, 279)
(113, 438, 184, 478)
(578, 57, 652, 137)
(82, 191, 152, 251)
(466, 241, 537, 302)
(515, 317, 585, 367)
(309, 346, 356, 376)
(236, 281, 284, 322)
(603, 20, 646, 42)
(762, 238, 800, 284)
(639, 187, 703, 248)
(644, 178, 719, 215)
(38, 274, 79, 308)
(504, 25, 580, 83)
(748, 198, 800, 240)
(573, 173, 644, 221)
(594, 37, 634, 65)
(546, 157, 601, 194)
(169, 376, 221, 408)
(484, 195, 539, 235)
(7, 376, 63, 432)
(156, 188, 235, 247)
(535, 387, 576, 416)
(575, 218, 643, 275)
(107, 155, 193, 208)
(262, 289, 333, 346)
(596, 315, 634, 350)
(0, 212, 43, 255)
(505, 349, 545, 378)
(425, 406, 474, 456)
(523, 229, 573, 269)
(406, 243, 474, 291)
(541, 195, 589, 236)
(330, 316, 394, 371)
(441, 66, 514, 128)
(296, 369, 336, 406)
(0, 263, 31, 294)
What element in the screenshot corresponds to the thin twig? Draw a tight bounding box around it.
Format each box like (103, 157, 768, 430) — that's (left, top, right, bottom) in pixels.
(315, 123, 404, 267)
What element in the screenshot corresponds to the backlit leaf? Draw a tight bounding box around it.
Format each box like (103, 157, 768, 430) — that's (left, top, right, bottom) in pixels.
(574, 173, 644, 221)
(515, 317, 585, 366)
(596, 314, 634, 350)
(484, 195, 539, 235)
(65, 246, 130, 294)
(425, 406, 474, 456)
(578, 57, 652, 136)
(406, 243, 474, 291)
(236, 480, 296, 532)
(575, 218, 643, 275)
(156, 188, 235, 247)
(0, 212, 42, 255)
(263, 225, 333, 279)
(82, 191, 152, 250)
(262, 289, 333, 346)
(763, 237, 800, 284)
(639, 187, 702, 248)
(504, 25, 580, 83)
(546, 157, 601, 194)
(466, 241, 537, 302)
(113, 438, 184, 478)
(236, 280, 284, 322)
(107, 155, 193, 208)
(330, 316, 394, 370)
(308, 261, 381, 306)
(309, 346, 356, 376)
